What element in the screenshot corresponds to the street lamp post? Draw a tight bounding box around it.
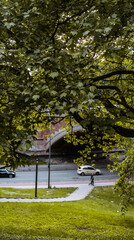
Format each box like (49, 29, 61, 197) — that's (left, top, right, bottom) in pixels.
(35, 158, 38, 197)
(48, 119, 51, 189)
(45, 111, 64, 188)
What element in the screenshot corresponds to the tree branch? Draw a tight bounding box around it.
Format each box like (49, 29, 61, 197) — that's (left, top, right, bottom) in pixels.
(96, 86, 134, 113)
(113, 125, 134, 137)
(0, 65, 21, 76)
(85, 70, 134, 83)
(73, 112, 94, 132)
(96, 85, 134, 113)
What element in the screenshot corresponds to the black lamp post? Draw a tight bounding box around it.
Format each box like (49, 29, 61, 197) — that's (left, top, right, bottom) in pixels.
(48, 122, 51, 189)
(35, 158, 38, 197)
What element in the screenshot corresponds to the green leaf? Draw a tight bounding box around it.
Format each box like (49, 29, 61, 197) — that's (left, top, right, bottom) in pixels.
(89, 86, 96, 92)
(71, 90, 77, 96)
(67, 38, 73, 45)
(83, 30, 90, 36)
(71, 31, 77, 35)
(49, 72, 59, 78)
(34, 49, 41, 53)
(70, 108, 76, 113)
(4, 22, 15, 29)
(32, 95, 40, 100)
(77, 82, 83, 87)
(104, 27, 111, 33)
(51, 90, 57, 95)
(60, 92, 67, 98)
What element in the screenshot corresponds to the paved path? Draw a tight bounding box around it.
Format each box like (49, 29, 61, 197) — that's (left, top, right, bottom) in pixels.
(0, 181, 115, 202)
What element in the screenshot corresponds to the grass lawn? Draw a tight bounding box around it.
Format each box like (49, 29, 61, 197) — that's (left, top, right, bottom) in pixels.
(0, 186, 133, 240)
(0, 187, 76, 199)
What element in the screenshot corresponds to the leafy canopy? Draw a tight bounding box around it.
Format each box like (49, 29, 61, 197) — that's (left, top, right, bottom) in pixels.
(0, 0, 134, 209)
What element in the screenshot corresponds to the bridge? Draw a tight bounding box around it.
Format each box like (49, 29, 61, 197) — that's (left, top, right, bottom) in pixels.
(22, 121, 83, 157)
(19, 120, 124, 163)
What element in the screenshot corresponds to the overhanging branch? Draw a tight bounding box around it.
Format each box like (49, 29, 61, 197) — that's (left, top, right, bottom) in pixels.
(96, 85, 134, 113)
(113, 125, 134, 137)
(85, 70, 134, 83)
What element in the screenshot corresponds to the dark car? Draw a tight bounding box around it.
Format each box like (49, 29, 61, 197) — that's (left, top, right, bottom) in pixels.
(0, 169, 16, 178)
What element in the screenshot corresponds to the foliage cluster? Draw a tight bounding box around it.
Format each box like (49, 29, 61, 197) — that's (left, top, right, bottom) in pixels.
(0, 0, 134, 208)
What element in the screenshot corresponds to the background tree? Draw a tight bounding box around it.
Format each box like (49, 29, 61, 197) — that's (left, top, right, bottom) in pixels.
(0, 0, 134, 209)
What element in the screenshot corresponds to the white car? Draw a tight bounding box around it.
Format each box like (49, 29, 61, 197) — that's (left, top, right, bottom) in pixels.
(77, 165, 101, 176)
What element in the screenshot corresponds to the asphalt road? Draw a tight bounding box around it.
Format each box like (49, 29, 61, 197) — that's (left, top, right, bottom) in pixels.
(0, 165, 119, 187)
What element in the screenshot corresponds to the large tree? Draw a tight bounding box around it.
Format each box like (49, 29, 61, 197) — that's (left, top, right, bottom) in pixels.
(0, 0, 134, 209)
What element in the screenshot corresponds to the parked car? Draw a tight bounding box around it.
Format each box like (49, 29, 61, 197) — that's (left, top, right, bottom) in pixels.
(77, 165, 101, 176)
(0, 169, 16, 178)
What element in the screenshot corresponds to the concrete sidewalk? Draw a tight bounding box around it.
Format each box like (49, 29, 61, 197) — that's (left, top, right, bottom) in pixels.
(0, 181, 115, 202)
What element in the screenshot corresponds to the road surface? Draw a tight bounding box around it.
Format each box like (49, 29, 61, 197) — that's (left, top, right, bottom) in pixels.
(0, 165, 119, 188)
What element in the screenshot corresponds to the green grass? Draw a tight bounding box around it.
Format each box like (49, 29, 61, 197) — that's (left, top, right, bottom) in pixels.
(0, 186, 133, 240)
(0, 187, 76, 199)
